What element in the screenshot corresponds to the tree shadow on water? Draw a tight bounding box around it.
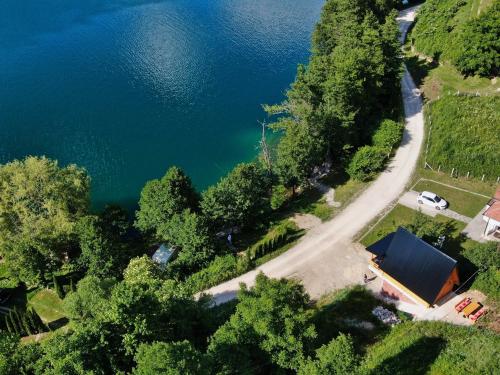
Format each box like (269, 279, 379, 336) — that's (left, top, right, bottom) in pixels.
(369, 337, 446, 375)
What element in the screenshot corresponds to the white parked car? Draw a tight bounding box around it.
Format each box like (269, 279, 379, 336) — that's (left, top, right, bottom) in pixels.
(417, 191, 448, 210)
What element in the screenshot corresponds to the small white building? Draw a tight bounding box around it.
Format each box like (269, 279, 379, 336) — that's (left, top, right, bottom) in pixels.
(482, 187, 500, 239)
(152, 244, 175, 268)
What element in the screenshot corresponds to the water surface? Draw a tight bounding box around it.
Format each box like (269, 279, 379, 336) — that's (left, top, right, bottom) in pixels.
(0, 0, 323, 209)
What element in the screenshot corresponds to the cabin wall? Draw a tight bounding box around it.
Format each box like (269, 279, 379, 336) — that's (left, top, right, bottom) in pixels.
(434, 267, 460, 303)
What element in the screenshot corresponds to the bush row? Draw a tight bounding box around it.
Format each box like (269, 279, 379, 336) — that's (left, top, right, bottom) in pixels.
(183, 255, 250, 294)
(247, 222, 296, 261)
(3, 307, 47, 337)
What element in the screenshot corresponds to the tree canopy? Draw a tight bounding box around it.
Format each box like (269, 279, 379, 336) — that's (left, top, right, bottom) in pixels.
(0, 156, 90, 285)
(135, 166, 199, 237)
(410, 0, 499, 77)
(201, 163, 271, 229)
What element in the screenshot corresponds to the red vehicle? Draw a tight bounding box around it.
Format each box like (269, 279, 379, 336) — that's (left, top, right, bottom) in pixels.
(470, 308, 487, 323)
(455, 297, 471, 313)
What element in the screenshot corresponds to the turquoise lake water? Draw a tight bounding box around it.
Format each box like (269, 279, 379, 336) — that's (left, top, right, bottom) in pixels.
(0, 0, 323, 209)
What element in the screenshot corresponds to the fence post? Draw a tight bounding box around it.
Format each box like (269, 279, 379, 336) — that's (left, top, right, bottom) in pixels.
(482, 174, 485, 181)
(437, 165, 441, 173)
(466, 171, 470, 179)
(451, 168, 454, 177)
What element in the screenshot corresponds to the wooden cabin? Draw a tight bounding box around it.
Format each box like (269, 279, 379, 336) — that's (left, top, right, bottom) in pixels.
(366, 227, 459, 308)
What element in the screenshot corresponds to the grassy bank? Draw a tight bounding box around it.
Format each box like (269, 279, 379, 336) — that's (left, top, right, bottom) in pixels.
(425, 96, 500, 181)
(360, 320, 499, 374)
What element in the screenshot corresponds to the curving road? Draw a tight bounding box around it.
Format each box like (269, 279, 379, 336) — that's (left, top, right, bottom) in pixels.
(204, 6, 423, 304)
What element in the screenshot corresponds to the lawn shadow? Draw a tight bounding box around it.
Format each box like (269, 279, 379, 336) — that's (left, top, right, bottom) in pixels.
(48, 317, 69, 330)
(405, 55, 439, 88)
(3, 284, 30, 311)
(368, 336, 446, 375)
(312, 286, 397, 352)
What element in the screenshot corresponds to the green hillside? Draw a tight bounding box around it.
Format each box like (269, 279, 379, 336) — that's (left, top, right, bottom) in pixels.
(361, 321, 500, 374)
(426, 95, 500, 179)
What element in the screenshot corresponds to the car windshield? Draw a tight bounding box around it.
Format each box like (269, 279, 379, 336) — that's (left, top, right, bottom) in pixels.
(434, 196, 441, 202)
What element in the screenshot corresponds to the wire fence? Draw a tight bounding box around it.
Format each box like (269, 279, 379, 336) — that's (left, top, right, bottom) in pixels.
(423, 162, 500, 184)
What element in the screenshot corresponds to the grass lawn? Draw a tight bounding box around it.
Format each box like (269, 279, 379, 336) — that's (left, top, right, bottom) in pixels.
(28, 289, 66, 324)
(360, 204, 467, 247)
(413, 179, 489, 217)
(414, 168, 497, 197)
(285, 169, 368, 222)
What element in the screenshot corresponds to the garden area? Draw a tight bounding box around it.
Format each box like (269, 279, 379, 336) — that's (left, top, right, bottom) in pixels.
(412, 179, 489, 218)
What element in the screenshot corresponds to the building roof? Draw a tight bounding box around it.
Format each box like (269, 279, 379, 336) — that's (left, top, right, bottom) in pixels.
(366, 227, 458, 304)
(484, 201, 500, 222)
(152, 244, 174, 266)
(494, 186, 500, 201)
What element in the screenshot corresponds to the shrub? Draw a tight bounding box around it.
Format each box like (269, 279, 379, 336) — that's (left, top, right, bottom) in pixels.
(347, 146, 387, 181)
(52, 274, 64, 299)
(464, 242, 499, 300)
(270, 185, 289, 210)
(372, 119, 404, 153)
(183, 255, 250, 293)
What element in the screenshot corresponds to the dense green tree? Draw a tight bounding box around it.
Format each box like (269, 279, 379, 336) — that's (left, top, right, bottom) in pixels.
(298, 333, 359, 375)
(35, 321, 119, 374)
(269, 0, 400, 187)
(453, 2, 500, 77)
(270, 185, 289, 210)
(208, 273, 316, 372)
(201, 163, 271, 228)
(133, 341, 209, 375)
(77, 207, 143, 279)
(411, 0, 498, 77)
(76, 215, 115, 278)
(0, 333, 42, 375)
(372, 119, 404, 152)
(274, 119, 325, 189)
(158, 210, 216, 279)
(405, 211, 454, 246)
(63, 275, 115, 321)
(135, 166, 199, 236)
(0, 156, 89, 285)
(123, 255, 164, 287)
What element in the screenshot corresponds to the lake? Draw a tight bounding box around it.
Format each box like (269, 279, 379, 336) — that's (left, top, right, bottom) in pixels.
(0, 0, 323, 209)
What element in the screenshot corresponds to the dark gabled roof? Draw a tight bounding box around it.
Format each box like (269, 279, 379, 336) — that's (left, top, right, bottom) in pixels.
(366, 232, 395, 257)
(366, 227, 457, 304)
